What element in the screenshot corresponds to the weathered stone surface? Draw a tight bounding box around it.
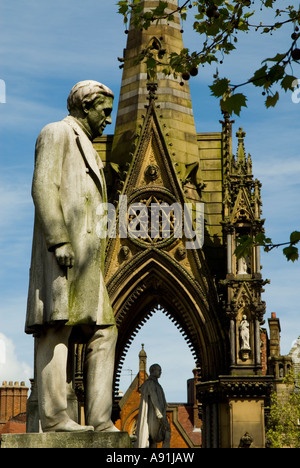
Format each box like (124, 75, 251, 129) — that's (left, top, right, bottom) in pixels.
(25, 81, 119, 435)
(0, 431, 131, 449)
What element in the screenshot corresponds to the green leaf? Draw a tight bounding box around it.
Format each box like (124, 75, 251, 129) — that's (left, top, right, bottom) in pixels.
(235, 236, 254, 259)
(146, 56, 157, 69)
(268, 64, 285, 83)
(209, 78, 230, 98)
(152, 1, 168, 16)
(283, 245, 299, 262)
(214, 0, 224, 6)
(117, 1, 129, 15)
(263, 53, 286, 63)
(221, 93, 248, 116)
(265, 92, 279, 108)
(255, 232, 272, 246)
(281, 75, 298, 92)
(290, 231, 300, 244)
(250, 65, 268, 87)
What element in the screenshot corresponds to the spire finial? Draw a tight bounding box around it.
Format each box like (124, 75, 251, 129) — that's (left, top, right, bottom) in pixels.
(236, 127, 246, 142)
(139, 344, 147, 386)
(236, 127, 246, 165)
(146, 81, 158, 105)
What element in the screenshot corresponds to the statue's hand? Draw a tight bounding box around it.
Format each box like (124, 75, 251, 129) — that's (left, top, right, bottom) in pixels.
(55, 243, 75, 268)
(159, 418, 169, 432)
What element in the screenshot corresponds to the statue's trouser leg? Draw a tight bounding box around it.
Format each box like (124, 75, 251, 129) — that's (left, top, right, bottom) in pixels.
(83, 325, 118, 430)
(162, 429, 171, 448)
(36, 324, 72, 431)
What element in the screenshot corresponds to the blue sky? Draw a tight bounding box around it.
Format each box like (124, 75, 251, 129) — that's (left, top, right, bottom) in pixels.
(0, 1, 299, 402)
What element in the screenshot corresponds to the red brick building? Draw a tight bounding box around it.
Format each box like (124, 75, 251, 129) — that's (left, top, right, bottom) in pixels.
(0, 381, 28, 437)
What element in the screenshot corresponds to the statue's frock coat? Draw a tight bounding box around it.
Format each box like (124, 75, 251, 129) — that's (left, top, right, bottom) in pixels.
(135, 377, 168, 448)
(25, 116, 115, 333)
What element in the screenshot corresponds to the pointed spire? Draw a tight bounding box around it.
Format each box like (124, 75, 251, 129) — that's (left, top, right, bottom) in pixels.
(220, 110, 235, 177)
(111, 0, 200, 169)
(247, 153, 252, 175)
(236, 127, 246, 165)
(146, 81, 158, 106)
(138, 344, 147, 388)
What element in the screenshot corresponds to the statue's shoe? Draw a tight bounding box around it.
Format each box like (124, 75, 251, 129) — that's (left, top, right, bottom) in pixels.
(44, 420, 94, 433)
(94, 423, 120, 432)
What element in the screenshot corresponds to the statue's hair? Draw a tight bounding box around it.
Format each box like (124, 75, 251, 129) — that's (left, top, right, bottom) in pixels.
(149, 364, 161, 374)
(67, 80, 114, 114)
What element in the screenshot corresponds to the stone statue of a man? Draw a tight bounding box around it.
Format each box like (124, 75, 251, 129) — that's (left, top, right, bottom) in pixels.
(135, 364, 171, 448)
(25, 81, 118, 433)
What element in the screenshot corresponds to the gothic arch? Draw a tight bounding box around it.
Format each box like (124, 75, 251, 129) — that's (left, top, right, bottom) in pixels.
(147, 36, 163, 52)
(114, 304, 199, 398)
(107, 248, 228, 393)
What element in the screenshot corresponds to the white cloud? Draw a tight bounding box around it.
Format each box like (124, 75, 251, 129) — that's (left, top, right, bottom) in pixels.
(257, 160, 300, 181)
(0, 95, 66, 132)
(0, 333, 32, 387)
(0, 176, 32, 229)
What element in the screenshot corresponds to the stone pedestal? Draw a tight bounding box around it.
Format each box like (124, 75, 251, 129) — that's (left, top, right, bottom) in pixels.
(197, 376, 274, 448)
(0, 431, 131, 449)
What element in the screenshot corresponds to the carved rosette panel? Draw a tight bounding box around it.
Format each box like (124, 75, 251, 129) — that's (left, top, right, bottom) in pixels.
(127, 187, 182, 249)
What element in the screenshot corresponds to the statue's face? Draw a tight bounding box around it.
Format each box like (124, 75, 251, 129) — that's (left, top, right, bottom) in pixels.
(151, 365, 162, 378)
(87, 95, 113, 139)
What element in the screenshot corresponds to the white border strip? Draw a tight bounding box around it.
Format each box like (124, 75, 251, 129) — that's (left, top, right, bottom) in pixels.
(117, 101, 194, 117)
(119, 86, 191, 103)
(121, 72, 183, 88)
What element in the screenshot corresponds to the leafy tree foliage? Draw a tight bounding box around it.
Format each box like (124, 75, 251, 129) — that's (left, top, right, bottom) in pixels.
(235, 231, 300, 262)
(117, 0, 300, 115)
(267, 372, 300, 448)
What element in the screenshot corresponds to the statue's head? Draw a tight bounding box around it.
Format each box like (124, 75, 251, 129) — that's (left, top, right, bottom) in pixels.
(67, 80, 114, 139)
(149, 364, 162, 378)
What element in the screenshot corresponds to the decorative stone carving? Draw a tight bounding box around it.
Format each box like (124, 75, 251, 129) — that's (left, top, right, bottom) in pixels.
(176, 246, 187, 260)
(239, 432, 254, 448)
(145, 164, 160, 181)
(119, 245, 130, 261)
(127, 191, 180, 247)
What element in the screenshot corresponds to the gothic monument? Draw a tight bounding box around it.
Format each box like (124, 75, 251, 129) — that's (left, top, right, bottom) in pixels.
(23, 1, 292, 448)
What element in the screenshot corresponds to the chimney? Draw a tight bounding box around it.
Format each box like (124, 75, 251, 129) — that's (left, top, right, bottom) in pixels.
(0, 381, 29, 428)
(268, 312, 281, 357)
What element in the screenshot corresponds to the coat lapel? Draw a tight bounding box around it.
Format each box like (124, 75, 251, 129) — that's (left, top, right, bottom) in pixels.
(64, 116, 104, 195)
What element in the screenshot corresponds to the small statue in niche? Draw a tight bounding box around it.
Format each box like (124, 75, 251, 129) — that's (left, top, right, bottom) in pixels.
(237, 256, 249, 275)
(239, 315, 251, 359)
(279, 366, 284, 378)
